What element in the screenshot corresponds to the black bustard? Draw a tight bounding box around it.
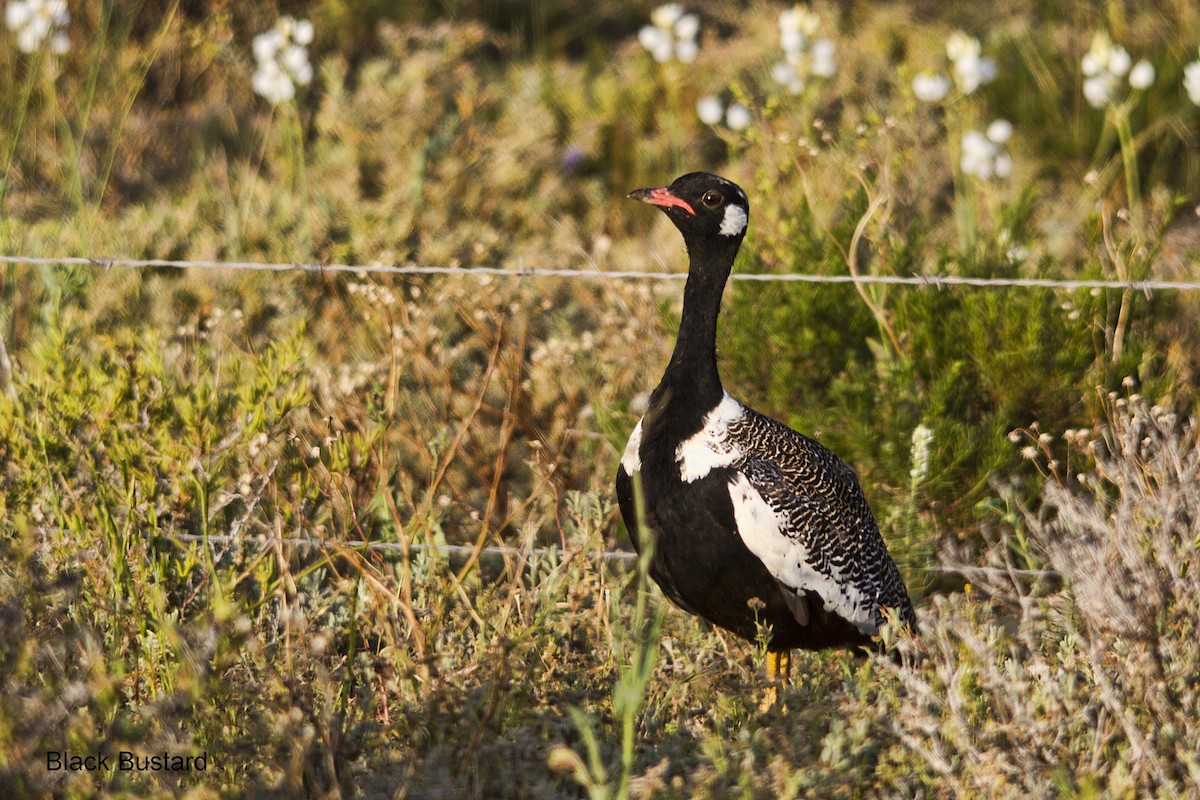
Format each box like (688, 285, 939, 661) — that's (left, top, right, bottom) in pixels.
(615, 172, 915, 697)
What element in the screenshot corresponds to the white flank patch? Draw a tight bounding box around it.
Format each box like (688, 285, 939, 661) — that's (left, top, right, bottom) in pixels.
(621, 418, 643, 474)
(719, 204, 748, 237)
(728, 472, 879, 634)
(675, 393, 745, 482)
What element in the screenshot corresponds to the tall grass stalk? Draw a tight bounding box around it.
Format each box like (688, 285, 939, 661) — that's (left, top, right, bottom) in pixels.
(0, 47, 44, 209)
(1110, 102, 1142, 229)
(280, 101, 313, 258)
(612, 517, 663, 797)
(89, 0, 181, 216)
(0, 326, 14, 397)
(550, 475, 663, 800)
(845, 166, 901, 356)
(951, 135, 979, 255)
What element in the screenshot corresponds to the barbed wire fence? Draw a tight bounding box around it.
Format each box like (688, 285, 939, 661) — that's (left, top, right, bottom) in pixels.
(7, 251, 1195, 580)
(169, 531, 1058, 580)
(3, 253, 1200, 292)
(25, 524, 1056, 582)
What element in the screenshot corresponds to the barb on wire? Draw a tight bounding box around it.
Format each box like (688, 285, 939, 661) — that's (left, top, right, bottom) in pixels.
(4, 254, 1200, 292)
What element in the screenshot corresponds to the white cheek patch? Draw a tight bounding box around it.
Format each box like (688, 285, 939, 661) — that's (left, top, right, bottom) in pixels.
(715, 205, 744, 236)
(719, 204, 748, 237)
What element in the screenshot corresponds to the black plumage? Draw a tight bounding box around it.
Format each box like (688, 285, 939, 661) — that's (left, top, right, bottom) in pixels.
(616, 172, 914, 666)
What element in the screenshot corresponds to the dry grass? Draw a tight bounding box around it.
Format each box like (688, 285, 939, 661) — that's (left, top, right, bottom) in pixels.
(894, 395, 1200, 798)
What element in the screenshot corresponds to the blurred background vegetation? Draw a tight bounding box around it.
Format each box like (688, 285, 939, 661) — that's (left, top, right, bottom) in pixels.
(1, 0, 1199, 797)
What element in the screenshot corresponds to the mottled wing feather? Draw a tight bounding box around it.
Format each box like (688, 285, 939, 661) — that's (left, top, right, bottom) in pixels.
(728, 407, 915, 631)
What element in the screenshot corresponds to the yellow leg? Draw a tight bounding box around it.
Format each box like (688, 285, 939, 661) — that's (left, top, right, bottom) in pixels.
(760, 650, 792, 710)
(766, 650, 792, 683)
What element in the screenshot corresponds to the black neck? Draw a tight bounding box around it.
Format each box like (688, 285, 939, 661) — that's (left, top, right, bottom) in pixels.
(657, 238, 740, 410)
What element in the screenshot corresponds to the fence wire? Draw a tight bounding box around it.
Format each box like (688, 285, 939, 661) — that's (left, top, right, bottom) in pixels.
(3, 254, 1199, 293)
(164, 532, 1059, 579)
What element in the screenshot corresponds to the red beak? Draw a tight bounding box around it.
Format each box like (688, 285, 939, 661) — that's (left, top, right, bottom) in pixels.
(628, 186, 696, 215)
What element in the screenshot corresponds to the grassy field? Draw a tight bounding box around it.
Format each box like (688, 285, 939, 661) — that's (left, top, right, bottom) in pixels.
(2, 1, 1199, 797)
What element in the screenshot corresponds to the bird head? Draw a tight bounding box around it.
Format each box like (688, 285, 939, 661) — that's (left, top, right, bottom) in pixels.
(628, 172, 750, 247)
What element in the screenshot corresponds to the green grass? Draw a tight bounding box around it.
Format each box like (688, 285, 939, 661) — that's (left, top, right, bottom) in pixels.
(2, 1, 1200, 797)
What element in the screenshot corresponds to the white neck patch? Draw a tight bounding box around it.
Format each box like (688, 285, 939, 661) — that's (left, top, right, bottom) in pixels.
(719, 204, 748, 237)
(676, 392, 746, 482)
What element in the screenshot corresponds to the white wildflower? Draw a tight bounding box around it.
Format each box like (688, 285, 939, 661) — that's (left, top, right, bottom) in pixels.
(779, 5, 820, 55)
(5, 0, 69, 54)
(1128, 59, 1154, 90)
(1083, 74, 1116, 108)
(637, 25, 673, 63)
(960, 121, 1013, 180)
(909, 425, 934, 483)
(725, 102, 752, 131)
(960, 131, 992, 178)
(917, 31, 994, 101)
(809, 38, 836, 77)
(945, 30, 978, 63)
(1085, 32, 1112, 72)
(252, 16, 315, 105)
(673, 11, 699, 40)
(779, 24, 805, 57)
(1185, 59, 1200, 105)
(696, 95, 724, 125)
(953, 51, 997, 94)
(912, 72, 951, 102)
(282, 44, 313, 83)
(1107, 45, 1131, 77)
(773, 6, 834, 92)
(986, 118, 1013, 144)
(944, 31, 996, 94)
(295, 18, 314, 44)
(1082, 32, 1151, 108)
(639, 4, 699, 64)
(675, 36, 698, 64)
(252, 60, 295, 104)
(993, 152, 1013, 179)
(650, 2, 683, 30)
(696, 96, 752, 131)
(772, 61, 805, 94)
(1006, 242, 1029, 262)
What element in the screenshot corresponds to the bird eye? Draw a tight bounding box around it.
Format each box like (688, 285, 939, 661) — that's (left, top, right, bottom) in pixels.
(701, 190, 722, 208)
